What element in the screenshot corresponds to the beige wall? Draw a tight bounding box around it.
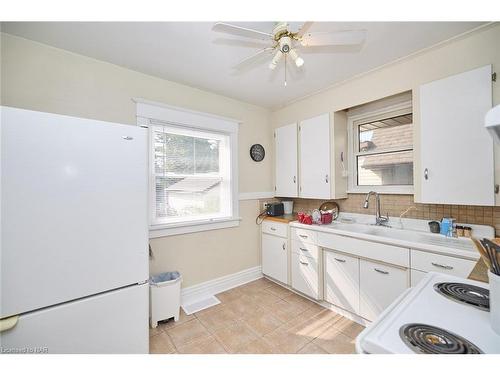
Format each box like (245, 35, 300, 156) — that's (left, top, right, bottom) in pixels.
(0, 33, 273, 287)
(271, 23, 500, 204)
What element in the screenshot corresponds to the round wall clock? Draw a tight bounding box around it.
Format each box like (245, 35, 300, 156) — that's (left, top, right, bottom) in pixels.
(250, 144, 265, 162)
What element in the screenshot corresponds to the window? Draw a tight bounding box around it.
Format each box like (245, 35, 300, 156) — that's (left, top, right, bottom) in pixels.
(348, 103, 413, 193)
(152, 125, 231, 224)
(135, 99, 239, 237)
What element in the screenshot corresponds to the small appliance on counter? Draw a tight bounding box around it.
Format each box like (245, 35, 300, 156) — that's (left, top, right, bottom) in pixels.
(282, 200, 294, 215)
(265, 202, 284, 217)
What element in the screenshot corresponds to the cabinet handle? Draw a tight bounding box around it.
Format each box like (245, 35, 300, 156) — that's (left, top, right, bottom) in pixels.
(282, 243, 286, 250)
(424, 168, 428, 180)
(374, 268, 389, 275)
(299, 234, 308, 239)
(299, 260, 309, 266)
(293, 176, 296, 183)
(431, 262, 453, 270)
(334, 258, 346, 263)
(325, 174, 329, 183)
(299, 247, 308, 252)
(270, 227, 276, 231)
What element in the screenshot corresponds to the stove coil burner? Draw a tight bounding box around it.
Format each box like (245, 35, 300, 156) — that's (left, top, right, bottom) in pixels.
(434, 282, 489, 311)
(400, 324, 483, 354)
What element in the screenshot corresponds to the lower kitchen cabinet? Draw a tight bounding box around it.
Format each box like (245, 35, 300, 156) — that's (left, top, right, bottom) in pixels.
(359, 259, 409, 322)
(262, 233, 288, 284)
(324, 250, 360, 314)
(410, 269, 427, 287)
(291, 246, 319, 300)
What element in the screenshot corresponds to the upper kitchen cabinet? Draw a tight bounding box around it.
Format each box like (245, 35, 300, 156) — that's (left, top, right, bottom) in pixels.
(419, 65, 494, 206)
(299, 114, 331, 198)
(274, 112, 347, 199)
(275, 123, 298, 197)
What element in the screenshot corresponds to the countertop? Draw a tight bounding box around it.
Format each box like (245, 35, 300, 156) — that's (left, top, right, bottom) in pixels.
(262, 213, 298, 224)
(264, 213, 490, 284)
(290, 221, 480, 260)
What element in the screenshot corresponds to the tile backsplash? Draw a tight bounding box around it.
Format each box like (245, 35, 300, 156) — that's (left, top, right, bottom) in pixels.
(277, 194, 500, 236)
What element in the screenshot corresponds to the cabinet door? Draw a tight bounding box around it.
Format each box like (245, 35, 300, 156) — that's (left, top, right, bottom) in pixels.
(291, 252, 319, 299)
(410, 269, 427, 287)
(324, 250, 360, 314)
(262, 233, 288, 284)
(275, 123, 298, 197)
(299, 114, 331, 199)
(419, 65, 493, 205)
(359, 259, 409, 322)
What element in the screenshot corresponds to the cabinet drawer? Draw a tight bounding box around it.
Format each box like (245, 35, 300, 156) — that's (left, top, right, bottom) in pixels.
(324, 250, 360, 314)
(411, 250, 476, 278)
(291, 240, 319, 260)
(291, 252, 319, 300)
(262, 220, 288, 238)
(359, 259, 409, 322)
(317, 232, 409, 267)
(291, 227, 317, 245)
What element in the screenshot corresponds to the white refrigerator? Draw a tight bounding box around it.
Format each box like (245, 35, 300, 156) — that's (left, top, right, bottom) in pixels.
(0, 106, 149, 353)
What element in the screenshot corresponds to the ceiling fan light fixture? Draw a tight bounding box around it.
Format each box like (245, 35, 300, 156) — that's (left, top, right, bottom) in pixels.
(289, 49, 304, 68)
(269, 50, 283, 70)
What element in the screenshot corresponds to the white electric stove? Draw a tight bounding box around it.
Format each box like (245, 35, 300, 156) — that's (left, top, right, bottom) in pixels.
(356, 272, 500, 354)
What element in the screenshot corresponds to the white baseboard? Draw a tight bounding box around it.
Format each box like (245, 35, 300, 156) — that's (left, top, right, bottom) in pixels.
(181, 266, 263, 306)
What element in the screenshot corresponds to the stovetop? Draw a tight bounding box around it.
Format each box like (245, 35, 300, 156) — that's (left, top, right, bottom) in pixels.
(400, 323, 483, 354)
(434, 282, 489, 311)
(356, 272, 500, 354)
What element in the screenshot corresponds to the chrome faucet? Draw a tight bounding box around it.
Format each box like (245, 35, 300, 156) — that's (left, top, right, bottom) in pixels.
(363, 191, 390, 226)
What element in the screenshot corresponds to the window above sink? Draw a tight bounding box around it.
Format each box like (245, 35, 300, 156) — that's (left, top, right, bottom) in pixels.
(348, 100, 414, 194)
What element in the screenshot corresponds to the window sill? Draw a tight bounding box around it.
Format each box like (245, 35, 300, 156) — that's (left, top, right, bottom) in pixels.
(149, 217, 242, 238)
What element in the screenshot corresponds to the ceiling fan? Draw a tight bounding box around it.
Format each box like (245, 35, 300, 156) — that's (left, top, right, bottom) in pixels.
(212, 22, 366, 84)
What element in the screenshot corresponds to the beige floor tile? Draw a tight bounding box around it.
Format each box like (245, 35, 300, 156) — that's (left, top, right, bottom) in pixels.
(196, 305, 239, 332)
(264, 299, 308, 323)
(216, 288, 244, 303)
(266, 283, 294, 299)
(237, 278, 273, 293)
(284, 309, 341, 341)
(225, 295, 262, 318)
(330, 317, 365, 339)
(283, 293, 317, 311)
(160, 309, 196, 330)
(212, 320, 259, 353)
(297, 342, 329, 354)
(243, 307, 284, 336)
(176, 335, 227, 354)
(263, 326, 311, 353)
(149, 325, 164, 337)
(149, 332, 176, 354)
(313, 326, 356, 354)
(236, 337, 279, 354)
(167, 318, 211, 347)
(246, 289, 283, 308)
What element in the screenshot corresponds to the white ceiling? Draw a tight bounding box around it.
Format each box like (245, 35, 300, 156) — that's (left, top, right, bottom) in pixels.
(1, 22, 486, 108)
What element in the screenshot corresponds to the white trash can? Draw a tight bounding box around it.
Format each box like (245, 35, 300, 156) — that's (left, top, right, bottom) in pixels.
(149, 272, 182, 328)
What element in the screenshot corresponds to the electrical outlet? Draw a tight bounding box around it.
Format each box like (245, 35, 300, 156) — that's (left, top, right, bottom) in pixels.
(262, 201, 269, 210)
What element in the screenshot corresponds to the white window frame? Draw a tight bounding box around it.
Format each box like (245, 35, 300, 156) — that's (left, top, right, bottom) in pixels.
(347, 101, 414, 194)
(134, 98, 240, 238)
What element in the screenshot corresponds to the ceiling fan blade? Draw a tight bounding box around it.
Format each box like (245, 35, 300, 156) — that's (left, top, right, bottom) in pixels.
(212, 38, 273, 49)
(232, 47, 275, 71)
(300, 29, 366, 47)
(212, 22, 273, 41)
(295, 22, 314, 38)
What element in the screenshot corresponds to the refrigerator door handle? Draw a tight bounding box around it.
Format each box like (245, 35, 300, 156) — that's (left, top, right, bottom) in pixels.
(0, 315, 19, 332)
